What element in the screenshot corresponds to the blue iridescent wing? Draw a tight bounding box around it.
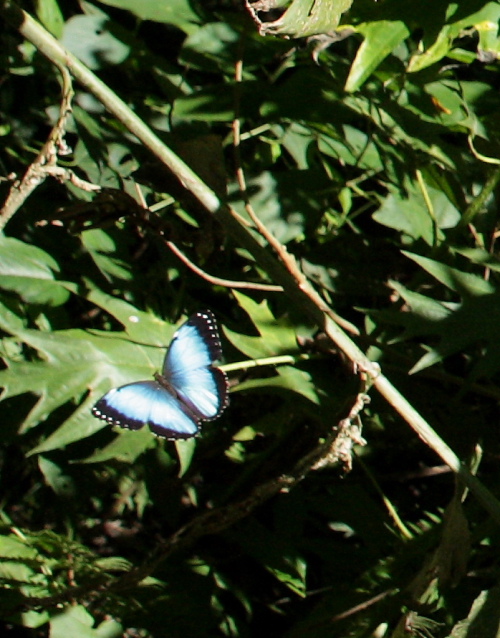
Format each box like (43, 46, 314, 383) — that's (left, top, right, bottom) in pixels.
(162, 310, 228, 420)
(92, 310, 228, 439)
(92, 381, 199, 439)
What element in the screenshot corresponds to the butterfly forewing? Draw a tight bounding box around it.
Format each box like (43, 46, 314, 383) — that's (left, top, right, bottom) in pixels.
(164, 310, 228, 420)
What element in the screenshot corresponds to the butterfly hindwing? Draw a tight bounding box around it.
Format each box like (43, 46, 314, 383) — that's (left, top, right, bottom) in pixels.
(92, 381, 199, 439)
(92, 310, 228, 439)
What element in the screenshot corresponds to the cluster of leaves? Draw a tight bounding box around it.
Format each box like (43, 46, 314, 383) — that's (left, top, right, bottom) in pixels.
(2, 0, 500, 636)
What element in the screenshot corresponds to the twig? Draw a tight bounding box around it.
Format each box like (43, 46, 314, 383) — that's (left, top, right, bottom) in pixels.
(165, 240, 283, 292)
(133, 182, 280, 292)
(231, 54, 360, 336)
(0, 65, 74, 231)
(44, 166, 102, 192)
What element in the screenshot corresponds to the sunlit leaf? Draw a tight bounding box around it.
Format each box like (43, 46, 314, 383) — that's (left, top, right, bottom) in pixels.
(345, 20, 410, 92)
(249, 0, 353, 38)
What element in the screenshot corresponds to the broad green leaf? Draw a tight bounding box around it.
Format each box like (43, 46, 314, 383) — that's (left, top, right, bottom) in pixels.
(173, 86, 235, 122)
(0, 314, 165, 451)
(389, 281, 453, 329)
(252, 0, 353, 38)
(224, 293, 298, 359)
(385, 260, 500, 377)
(224, 295, 323, 407)
(403, 252, 494, 296)
(318, 124, 384, 172)
(61, 16, 130, 69)
(234, 366, 320, 406)
(79, 229, 132, 282)
(409, 286, 500, 375)
(280, 123, 314, 170)
(98, 0, 201, 34)
(0, 535, 39, 560)
(448, 585, 500, 638)
(374, 181, 461, 245)
(39, 456, 76, 499)
(50, 604, 122, 638)
(81, 428, 155, 464)
(83, 286, 175, 345)
(408, 2, 500, 73)
(345, 21, 410, 92)
(179, 22, 240, 74)
(0, 236, 69, 306)
(35, 0, 64, 38)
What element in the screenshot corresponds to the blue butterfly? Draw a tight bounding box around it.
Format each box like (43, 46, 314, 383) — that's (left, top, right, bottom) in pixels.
(92, 310, 229, 439)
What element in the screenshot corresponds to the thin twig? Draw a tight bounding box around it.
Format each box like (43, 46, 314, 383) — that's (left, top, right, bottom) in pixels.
(0, 66, 74, 231)
(44, 166, 102, 192)
(165, 240, 283, 292)
(231, 54, 360, 336)
(134, 181, 282, 292)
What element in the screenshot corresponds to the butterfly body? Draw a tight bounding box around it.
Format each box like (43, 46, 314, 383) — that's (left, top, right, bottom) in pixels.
(92, 310, 228, 439)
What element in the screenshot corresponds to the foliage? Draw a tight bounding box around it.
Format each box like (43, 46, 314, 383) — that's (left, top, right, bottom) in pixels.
(2, 0, 500, 636)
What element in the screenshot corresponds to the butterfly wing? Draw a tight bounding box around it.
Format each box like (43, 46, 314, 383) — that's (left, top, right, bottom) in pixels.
(92, 381, 199, 439)
(163, 310, 229, 420)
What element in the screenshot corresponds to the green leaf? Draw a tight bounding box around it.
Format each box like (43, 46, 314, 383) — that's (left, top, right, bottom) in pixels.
(224, 293, 299, 359)
(175, 438, 197, 477)
(448, 585, 500, 638)
(345, 21, 410, 92)
(386, 257, 500, 377)
(49, 604, 122, 638)
(374, 181, 461, 245)
(318, 124, 384, 171)
(0, 535, 39, 560)
(403, 252, 494, 297)
(98, 0, 201, 34)
(35, 0, 64, 38)
(408, 2, 500, 73)
(61, 16, 130, 70)
(179, 22, 241, 74)
(0, 236, 69, 306)
(80, 229, 132, 282)
(39, 456, 76, 499)
(389, 281, 453, 329)
(253, 0, 353, 38)
(234, 365, 320, 406)
(173, 86, 235, 122)
(83, 287, 175, 345)
(80, 428, 155, 464)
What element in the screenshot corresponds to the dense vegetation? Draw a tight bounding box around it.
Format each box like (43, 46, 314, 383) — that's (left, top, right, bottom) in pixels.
(2, 0, 500, 636)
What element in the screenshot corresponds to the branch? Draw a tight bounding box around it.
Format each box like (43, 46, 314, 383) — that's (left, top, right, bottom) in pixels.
(0, 65, 74, 231)
(165, 240, 283, 292)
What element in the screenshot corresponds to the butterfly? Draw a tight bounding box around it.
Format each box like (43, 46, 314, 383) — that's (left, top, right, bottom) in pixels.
(92, 310, 229, 439)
